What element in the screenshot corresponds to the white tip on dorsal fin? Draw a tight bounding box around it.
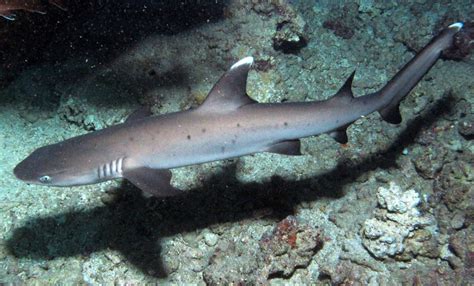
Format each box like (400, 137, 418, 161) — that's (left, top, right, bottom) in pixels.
(448, 22, 463, 30)
(198, 56, 256, 113)
(231, 56, 254, 70)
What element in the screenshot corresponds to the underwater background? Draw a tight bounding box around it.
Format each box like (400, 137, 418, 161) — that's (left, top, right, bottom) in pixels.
(0, 0, 473, 284)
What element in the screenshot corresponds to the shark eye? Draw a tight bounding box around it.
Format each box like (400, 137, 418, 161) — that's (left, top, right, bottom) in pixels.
(39, 175, 52, 184)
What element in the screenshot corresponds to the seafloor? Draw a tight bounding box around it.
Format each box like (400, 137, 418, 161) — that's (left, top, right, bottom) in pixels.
(0, 0, 473, 284)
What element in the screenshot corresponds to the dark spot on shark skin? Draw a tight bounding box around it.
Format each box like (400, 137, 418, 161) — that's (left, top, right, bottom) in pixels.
(231, 139, 236, 144)
(221, 146, 225, 153)
(202, 128, 206, 133)
(237, 123, 241, 127)
(129, 137, 135, 142)
(336, 120, 339, 124)
(284, 122, 288, 126)
(187, 135, 191, 140)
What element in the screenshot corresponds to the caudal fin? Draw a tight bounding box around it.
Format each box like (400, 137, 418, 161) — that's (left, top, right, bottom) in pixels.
(377, 22, 464, 124)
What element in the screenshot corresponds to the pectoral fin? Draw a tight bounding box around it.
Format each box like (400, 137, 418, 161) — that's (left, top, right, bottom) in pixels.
(124, 167, 182, 197)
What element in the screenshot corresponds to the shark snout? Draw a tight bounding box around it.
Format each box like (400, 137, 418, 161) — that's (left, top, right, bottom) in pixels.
(13, 159, 33, 182)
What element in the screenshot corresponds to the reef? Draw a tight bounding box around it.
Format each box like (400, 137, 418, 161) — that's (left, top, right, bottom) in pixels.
(362, 182, 437, 260)
(203, 216, 323, 284)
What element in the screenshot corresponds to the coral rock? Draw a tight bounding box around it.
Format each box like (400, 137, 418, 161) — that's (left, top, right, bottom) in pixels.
(257, 216, 323, 281)
(362, 182, 435, 260)
(271, 1, 308, 54)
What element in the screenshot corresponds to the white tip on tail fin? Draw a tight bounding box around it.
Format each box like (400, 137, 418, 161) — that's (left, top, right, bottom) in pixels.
(449, 22, 463, 31)
(231, 56, 254, 70)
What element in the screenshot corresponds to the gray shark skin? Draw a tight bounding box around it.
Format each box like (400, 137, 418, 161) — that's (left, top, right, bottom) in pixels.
(14, 23, 464, 197)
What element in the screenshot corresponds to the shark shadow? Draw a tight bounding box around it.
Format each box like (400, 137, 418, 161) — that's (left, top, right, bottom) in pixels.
(6, 94, 455, 278)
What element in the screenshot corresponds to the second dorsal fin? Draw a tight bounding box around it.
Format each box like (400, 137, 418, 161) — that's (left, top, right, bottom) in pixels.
(197, 57, 256, 113)
(332, 71, 355, 103)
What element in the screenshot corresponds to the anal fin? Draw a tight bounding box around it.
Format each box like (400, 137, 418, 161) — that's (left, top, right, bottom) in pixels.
(124, 167, 182, 198)
(328, 124, 350, 144)
(329, 130, 348, 144)
(265, 140, 302, 156)
(125, 106, 152, 123)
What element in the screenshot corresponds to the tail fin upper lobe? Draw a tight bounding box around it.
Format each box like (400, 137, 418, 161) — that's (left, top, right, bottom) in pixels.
(377, 22, 465, 124)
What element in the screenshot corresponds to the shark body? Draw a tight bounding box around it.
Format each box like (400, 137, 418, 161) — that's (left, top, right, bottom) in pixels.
(14, 23, 465, 197)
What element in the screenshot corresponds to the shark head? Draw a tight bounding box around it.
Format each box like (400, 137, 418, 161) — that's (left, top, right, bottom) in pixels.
(13, 143, 97, 187)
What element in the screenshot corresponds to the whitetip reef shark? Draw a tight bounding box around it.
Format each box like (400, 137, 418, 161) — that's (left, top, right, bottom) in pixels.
(14, 22, 466, 197)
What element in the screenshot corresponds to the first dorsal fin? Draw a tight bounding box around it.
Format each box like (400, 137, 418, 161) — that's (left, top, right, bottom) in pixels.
(197, 57, 256, 113)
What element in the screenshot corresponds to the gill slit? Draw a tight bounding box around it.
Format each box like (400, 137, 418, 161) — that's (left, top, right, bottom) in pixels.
(97, 157, 125, 179)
